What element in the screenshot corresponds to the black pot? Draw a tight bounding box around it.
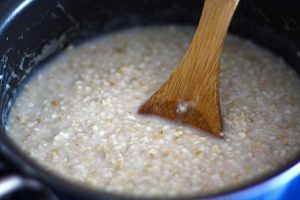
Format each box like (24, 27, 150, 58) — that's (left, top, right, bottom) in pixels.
(0, 0, 300, 199)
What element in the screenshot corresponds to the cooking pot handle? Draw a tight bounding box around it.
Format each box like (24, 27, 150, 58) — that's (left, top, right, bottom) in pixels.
(0, 175, 59, 199)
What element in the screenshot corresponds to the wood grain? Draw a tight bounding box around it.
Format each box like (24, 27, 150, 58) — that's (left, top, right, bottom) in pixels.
(139, 0, 240, 137)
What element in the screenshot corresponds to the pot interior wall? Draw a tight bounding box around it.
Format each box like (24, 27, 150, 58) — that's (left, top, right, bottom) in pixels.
(0, 0, 300, 199)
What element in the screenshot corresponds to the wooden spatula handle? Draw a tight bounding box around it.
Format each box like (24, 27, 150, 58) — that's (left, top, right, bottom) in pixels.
(178, 0, 240, 91)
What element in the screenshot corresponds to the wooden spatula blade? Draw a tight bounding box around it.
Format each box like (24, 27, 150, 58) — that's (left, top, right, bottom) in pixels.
(139, 102, 223, 137)
(138, 73, 223, 137)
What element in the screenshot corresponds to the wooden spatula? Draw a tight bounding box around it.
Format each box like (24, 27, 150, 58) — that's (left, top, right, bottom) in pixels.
(138, 0, 240, 137)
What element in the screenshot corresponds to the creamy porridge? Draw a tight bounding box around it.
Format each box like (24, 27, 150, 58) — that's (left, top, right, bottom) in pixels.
(7, 26, 300, 197)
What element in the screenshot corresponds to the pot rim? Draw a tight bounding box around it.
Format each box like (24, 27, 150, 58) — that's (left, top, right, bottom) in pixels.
(0, 0, 300, 199)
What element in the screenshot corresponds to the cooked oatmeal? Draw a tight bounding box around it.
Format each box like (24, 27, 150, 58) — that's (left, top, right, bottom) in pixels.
(7, 26, 300, 197)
